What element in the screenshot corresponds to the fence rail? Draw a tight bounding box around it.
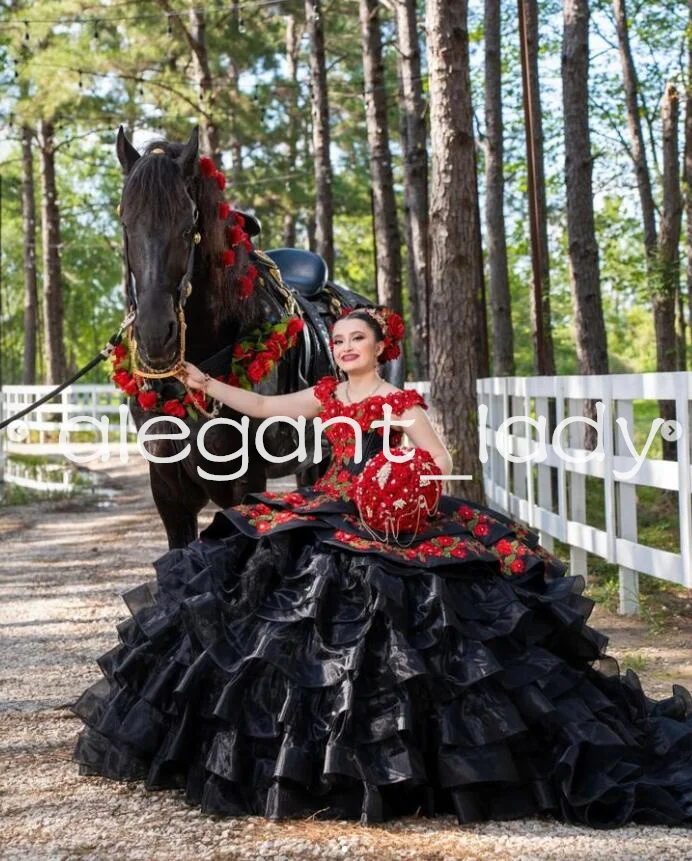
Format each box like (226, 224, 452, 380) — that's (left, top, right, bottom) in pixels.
(3, 377, 690, 615)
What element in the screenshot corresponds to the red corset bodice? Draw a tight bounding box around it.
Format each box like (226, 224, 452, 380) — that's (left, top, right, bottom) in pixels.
(311, 375, 428, 501)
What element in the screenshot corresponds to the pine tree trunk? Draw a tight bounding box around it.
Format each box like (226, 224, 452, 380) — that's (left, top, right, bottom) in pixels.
(21, 124, 38, 386)
(359, 0, 403, 316)
(305, 0, 335, 276)
(524, 0, 556, 375)
(188, 7, 221, 163)
(659, 84, 683, 458)
(612, 0, 657, 259)
(685, 0, 692, 364)
(485, 0, 514, 376)
(562, 0, 608, 376)
(282, 12, 302, 248)
(394, 0, 429, 378)
(426, 0, 484, 502)
(37, 119, 66, 385)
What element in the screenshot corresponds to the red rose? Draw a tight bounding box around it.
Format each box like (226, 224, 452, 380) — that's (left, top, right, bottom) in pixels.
(274, 332, 288, 351)
(435, 535, 455, 547)
(183, 390, 206, 409)
(221, 249, 236, 267)
(266, 339, 283, 361)
(496, 539, 513, 557)
(255, 520, 271, 532)
(113, 370, 133, 389)
(516, 544, 528, 556)
(214, 171, 226, 191)
(387, 312, 405, 341)
(137, 390, 158, 410)
(218, 201, 231, 220)
(112, 343, 128, 362)
(233, 212, 246, 227)
(199, 156, 215, 177)
(337, 469, 351, 483)
(450, 545, 468, 558)
(458, 505, 474, 521)
(473, 523, 490, 538)
(286, 318, 304, 337)
(263, 490, 277, 499)
(162, 399, 186, 418)
(229, 225, 245, 246)
(253, 503, 272, 516)
(247, 358, 266, 384)
(238, 275, 254, 298)
(284, 492, 305, 506)
(510, 558, 525, 574)
(233, 343, 252, 360)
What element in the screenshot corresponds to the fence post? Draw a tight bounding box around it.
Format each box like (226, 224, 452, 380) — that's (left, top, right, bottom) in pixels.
(567, 396, 588, 583)
(676, 374, 692, 589)
(616, 398, 639, 614)
(535, 393, 554, 551)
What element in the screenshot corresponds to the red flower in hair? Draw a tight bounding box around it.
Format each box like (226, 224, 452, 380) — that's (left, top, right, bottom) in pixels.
(234, 212, 246, 227)
(214, 171, 226, 191)
(218, 201, 231, 220)
(199, 156, 215, 177)
(241, 236, 253, 252)
(221, 249, 236, 267)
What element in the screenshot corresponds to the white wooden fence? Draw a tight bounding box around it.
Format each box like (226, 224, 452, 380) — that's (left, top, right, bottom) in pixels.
(3, 378, 691, 616)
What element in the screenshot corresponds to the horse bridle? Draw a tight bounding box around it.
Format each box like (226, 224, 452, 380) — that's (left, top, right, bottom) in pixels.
(118, 153, 201, 382)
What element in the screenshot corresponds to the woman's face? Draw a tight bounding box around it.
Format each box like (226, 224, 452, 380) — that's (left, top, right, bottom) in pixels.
(331, 317, 382, 374)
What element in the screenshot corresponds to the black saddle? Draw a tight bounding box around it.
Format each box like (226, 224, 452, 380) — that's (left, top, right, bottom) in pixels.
(263, 248, 327, 298)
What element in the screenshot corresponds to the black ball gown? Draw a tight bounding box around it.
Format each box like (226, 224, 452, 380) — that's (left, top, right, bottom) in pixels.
(70, 375, 692, 829)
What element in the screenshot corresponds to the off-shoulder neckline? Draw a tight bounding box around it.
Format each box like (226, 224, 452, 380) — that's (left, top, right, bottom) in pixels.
(317, 375, 423, 409)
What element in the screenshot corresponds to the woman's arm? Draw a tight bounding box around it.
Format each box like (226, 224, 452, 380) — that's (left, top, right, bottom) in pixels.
(175, 361, 322, 420)
(391, 405, 454, 475)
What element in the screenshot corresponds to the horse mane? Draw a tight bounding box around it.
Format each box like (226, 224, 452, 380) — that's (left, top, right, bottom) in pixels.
(122, 137, 262, 331)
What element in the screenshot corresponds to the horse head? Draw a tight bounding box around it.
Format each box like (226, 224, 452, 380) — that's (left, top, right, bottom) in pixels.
(116, 126, 202, 370)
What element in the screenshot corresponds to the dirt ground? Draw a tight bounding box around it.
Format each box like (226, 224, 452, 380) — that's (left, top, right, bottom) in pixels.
(2, 453, 692, 861)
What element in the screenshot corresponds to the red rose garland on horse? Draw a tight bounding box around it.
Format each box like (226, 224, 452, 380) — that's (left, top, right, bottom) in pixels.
(111, 155, 304, 420)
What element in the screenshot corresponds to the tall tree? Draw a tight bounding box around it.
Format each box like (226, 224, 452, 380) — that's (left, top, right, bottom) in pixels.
(305, 0, 335, 276)
(485, 0, 514, 376)
(37, 118, 66, 385)
(359, 0, 403, 316)
(426, 0, 483, 501)
(613, 0, 682, 457)
(393, 0, 429, 377)
(156, 1, 222, 163)
(659, 84, 683, 376)
(685, 0, 692, 361)
(21, 123, 38, 386)
(282, 11, 303, 248)
(521, 0, 556, 375)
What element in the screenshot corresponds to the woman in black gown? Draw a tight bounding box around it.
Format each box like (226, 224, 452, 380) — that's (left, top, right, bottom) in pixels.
(70, 307, 692, 829)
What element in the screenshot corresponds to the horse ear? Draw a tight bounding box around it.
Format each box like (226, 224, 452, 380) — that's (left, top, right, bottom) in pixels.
(116, 126, 141, 174)
(175, 126, 200, 177)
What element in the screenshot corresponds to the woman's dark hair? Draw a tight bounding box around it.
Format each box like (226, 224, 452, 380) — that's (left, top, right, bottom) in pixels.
(341, 308, 387, 363)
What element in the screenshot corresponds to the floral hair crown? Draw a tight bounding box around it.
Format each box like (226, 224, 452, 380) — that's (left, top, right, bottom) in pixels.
(330, 305, 405, 363)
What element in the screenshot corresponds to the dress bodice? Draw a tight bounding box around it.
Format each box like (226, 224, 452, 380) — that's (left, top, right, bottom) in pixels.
(311, 374, 428, 502)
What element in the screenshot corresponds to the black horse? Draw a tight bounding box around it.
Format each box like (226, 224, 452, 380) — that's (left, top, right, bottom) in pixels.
(116, 126, 404, 548)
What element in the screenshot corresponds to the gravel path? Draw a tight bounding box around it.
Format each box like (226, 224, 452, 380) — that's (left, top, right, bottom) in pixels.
(2, 454, 692, 860)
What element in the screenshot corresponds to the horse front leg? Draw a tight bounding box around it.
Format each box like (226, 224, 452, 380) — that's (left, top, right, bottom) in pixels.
(149, 461, 208, 549)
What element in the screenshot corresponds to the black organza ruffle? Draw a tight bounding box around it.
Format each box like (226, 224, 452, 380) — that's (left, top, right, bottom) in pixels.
(71, 498, 692, 829)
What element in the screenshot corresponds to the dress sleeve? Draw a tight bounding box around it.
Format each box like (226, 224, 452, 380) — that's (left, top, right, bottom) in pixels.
(389, 388, 428, 415)
(313, 374, 337, 406)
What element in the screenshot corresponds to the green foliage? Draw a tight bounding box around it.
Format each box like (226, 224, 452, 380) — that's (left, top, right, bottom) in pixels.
(0, 0, 687, 385)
